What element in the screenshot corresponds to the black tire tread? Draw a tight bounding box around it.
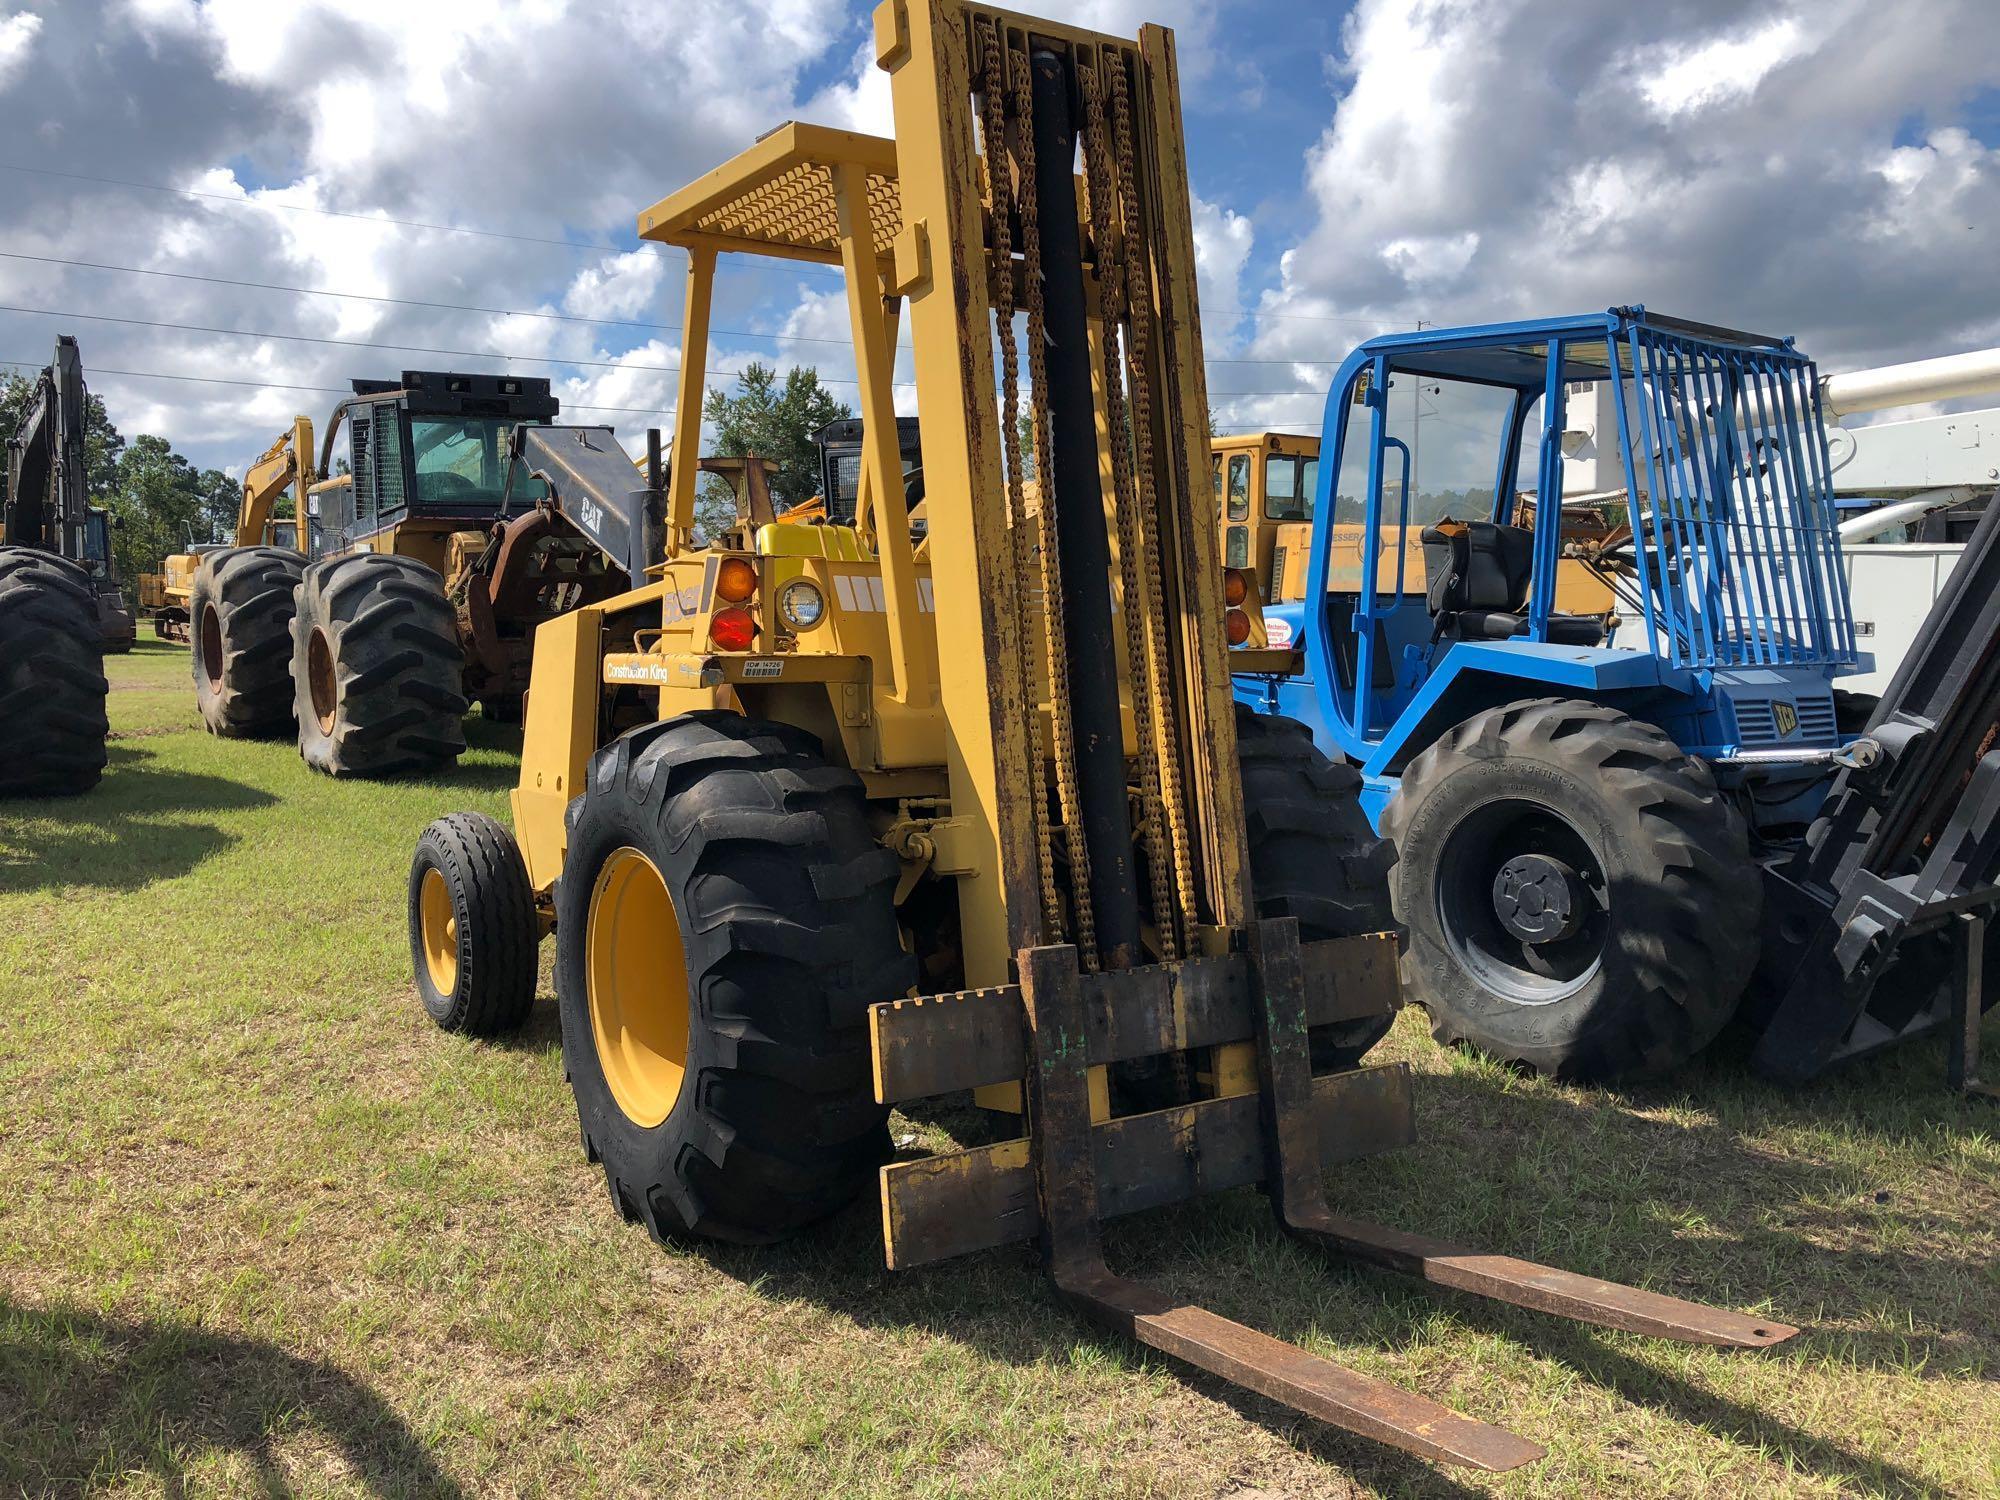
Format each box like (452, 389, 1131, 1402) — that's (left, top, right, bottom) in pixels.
(0, 548, 108, 798)
(410, 811, 539, 1036)
(293, 553, 466, 777)
(190, 545, 304, 737)
(558, 711, 915, 1246)
(1383, 696, 1760, 1080)
(1234, 704, 1398, 1068)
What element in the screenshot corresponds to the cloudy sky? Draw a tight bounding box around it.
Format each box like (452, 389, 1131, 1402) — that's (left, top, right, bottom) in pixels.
(1, 0, 1995, 476)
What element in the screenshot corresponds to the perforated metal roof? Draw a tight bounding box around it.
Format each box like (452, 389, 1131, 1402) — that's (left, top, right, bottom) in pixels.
(637, 123, 901, 266)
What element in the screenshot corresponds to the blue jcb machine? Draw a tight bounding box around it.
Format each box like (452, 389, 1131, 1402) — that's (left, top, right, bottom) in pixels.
(1237, 307, 2000, 1087)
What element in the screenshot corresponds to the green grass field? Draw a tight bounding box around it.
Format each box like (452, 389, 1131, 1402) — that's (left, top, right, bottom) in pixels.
(1, 639, 1995, 1498)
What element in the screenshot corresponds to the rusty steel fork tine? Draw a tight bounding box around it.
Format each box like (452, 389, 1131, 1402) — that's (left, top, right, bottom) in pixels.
(1287, 1213, 1798, 1348)
(1244, 919, 1799, 1352)
(1053, 1262, 1546, 1472)
(1019, 942, 1544, 1473)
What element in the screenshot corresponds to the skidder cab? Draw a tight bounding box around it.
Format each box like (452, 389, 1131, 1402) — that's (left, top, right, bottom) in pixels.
(408, 2, 1795, 1471)
(178, 371, 693, 776)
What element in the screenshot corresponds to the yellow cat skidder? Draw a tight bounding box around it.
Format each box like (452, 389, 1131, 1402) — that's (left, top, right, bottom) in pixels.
(408, 2, 1794, 1469)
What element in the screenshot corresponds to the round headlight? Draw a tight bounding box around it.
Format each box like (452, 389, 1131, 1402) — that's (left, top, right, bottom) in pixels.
(778, 578, 825, 630)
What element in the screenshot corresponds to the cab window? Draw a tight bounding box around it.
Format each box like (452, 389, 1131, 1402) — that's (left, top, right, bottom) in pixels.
(1226, 453, 1250, 521)
(1264, 454, 1314, 522)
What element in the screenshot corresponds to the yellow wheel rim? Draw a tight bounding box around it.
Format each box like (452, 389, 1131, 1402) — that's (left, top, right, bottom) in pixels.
(420, 867, 459, 995)
(586, 846, 691, 1128)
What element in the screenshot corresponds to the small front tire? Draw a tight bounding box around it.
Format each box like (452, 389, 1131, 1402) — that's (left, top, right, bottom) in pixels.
(409, 812, 539, 1036)
(1235, 703, 1400, 1070)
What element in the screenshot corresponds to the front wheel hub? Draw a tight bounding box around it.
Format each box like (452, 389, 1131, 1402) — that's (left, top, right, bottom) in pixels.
(1492, 854, 1585, 944)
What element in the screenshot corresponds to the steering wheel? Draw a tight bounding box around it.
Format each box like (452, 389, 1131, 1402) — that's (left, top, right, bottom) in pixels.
(421, 471, 482, 500)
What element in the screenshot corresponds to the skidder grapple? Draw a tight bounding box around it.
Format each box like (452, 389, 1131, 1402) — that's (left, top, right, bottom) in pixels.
(410, 2, 1794, 1469)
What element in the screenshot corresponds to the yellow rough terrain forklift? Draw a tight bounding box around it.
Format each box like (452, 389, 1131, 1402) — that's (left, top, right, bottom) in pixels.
(176, 376, 742, 776)
(409, 1, 1794, 1469)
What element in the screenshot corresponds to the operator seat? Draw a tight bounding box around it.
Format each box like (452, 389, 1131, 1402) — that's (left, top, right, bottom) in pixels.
(1420, 520, 1605, 646)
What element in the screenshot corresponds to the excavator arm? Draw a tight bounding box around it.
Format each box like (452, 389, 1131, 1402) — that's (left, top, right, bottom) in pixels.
(3, 335, 90, 557)
(235, 416, 317, 549)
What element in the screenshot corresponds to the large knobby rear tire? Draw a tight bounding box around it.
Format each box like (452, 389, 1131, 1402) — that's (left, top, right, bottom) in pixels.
(1234, 703, 1399, 1069)
(0, 548, 108, 799)
(293, 553, 466, 777)
(557, 712, 915, 1246)
(1382, 698, 1760, 1081)
(190, 546, 303, 738)
(409, 812, 539, 1037)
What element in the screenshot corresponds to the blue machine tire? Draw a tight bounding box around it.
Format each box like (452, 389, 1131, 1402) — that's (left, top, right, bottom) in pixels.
(1235, 703, 1399, 1070)
(1383, 697, 1760, 1081)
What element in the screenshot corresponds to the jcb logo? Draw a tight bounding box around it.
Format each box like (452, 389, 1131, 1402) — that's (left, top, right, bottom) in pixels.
(1773, 701, 1799, 738)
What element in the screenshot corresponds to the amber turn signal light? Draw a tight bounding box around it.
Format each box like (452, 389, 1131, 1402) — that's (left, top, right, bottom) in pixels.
(1223, 567, 1249, 607)
(1224, 607, 1251, 646)
(716, 556, 758, 603)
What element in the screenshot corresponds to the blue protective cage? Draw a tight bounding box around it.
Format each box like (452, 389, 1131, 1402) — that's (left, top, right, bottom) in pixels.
(1240, 308, 1865, 821)
(1612, 316, 1855, 672)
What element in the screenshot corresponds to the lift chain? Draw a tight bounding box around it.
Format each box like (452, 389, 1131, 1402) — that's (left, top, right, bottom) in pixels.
(1078, 57, 1179, 962)
(978, 19, 1065, 949)
(1007, 31, 1099, 970)
(1106, 57, 1201, 939)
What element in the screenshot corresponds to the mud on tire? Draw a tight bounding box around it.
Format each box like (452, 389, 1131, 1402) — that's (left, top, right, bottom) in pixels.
(1382, 697, 1761, 1081)
(0, 548, 108, 799)
(1235, 703, 1400, 1070)
(293, 553, 466, 777)
(557, 712, 915, 1246)
(190, 546, 303, 737)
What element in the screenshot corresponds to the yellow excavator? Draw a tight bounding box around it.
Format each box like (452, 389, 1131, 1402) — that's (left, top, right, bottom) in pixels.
(139, 417, 317, 646)
(406, 1, 1795, 1471)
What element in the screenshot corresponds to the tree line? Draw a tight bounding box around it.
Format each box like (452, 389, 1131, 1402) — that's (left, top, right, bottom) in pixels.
(1, 371, 242, 592)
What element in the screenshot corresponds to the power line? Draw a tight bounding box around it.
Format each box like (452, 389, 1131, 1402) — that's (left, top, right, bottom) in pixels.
(0, 301, 918, 389)
(0, 301, 1338, 398)
(0, 162, 1395, 336)
(0, 161, 857, 288)
(0, 247, 1342, 366)
(2, 356, 1332, 437)
(0, 248, 851, 347)
(0, 358, 673, 418)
